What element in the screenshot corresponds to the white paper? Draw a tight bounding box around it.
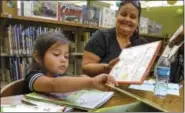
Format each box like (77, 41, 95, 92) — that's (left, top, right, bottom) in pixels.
(129, 80, 180, 96)
(1, 104, 62, 112)
(1, 99, 72, 112)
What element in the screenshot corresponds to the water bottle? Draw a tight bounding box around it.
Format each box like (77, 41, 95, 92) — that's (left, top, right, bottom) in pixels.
(154, 56, 171, 97)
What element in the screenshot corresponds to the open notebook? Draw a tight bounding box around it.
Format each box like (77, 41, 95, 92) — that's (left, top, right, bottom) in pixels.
(110, 41, 162, 84)
(25, 89, 114, 110)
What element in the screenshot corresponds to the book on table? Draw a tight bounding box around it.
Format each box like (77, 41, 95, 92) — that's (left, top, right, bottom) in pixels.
(110, 41, 162, 84)
(25, 89, 114, 110)
(1, 98, 73, 112)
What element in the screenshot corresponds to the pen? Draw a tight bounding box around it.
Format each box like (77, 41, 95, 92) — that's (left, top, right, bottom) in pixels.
(21, 99, 37, 106)
(62, 105, 66, 112)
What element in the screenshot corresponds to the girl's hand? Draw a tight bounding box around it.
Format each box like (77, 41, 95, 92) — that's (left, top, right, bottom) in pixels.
(92, 74, 118, 91)
(104, 57, 119, 73)
(80, 74, 90, 78)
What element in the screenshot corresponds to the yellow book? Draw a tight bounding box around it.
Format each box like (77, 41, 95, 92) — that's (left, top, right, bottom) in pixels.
(2, 1, 17, 16)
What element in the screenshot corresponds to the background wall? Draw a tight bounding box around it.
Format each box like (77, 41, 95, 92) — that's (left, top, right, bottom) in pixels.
(141, 6, 183, 37)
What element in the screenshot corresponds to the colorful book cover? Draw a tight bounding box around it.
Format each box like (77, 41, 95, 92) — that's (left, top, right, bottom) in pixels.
(58, 2, 82, 23)
(32, 1, 57, 20)
(2, 0, 17, 16)
(110, 41, 162, 84)
(25, 89, 114, 110)
(82, 6, 100, 27)
(101, 7, 116, 28)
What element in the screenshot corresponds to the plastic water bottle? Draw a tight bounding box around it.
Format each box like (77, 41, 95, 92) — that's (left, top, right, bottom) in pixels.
(154, 56, 171, 97)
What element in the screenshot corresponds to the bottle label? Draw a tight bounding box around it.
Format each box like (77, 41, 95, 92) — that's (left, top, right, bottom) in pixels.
(156, 66, 170, 76)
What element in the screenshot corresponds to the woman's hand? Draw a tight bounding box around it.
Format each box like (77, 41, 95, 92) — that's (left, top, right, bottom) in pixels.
(92, 74, 118, 91)
(104, 57, 120, 73)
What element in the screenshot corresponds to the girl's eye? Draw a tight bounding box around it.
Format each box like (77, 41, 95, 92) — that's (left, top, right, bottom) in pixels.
(53, 53, 60, 56)
(65, 55, 69, 59)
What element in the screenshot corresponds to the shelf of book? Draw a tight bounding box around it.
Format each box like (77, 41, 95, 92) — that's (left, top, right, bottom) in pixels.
(0, 53, 32, 57)
(0, 52, 83, 57)
(0, 14, 105, 30)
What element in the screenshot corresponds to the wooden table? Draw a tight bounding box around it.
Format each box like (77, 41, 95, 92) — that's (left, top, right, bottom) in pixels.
(116, 82, 184, 112)
(1, 83, 184, 112)
(1, 92, 137, 112)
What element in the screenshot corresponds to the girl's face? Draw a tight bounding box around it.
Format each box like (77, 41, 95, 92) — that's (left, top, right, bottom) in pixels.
(43, 42, 69, 75)
(116, 3, 139, 37)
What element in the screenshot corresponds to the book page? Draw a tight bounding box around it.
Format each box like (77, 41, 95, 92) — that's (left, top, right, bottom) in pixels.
(110, 41, 161, 83)
(26, 90, 114, 110)
(51, 90, 114, 109)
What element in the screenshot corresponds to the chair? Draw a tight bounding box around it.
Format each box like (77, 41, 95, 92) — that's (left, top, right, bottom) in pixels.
(1, 79, 25, 97)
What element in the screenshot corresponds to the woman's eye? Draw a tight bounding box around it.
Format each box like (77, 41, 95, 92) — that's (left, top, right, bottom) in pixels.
(121, 12, 127, 17)
(130, 14, 137, 19)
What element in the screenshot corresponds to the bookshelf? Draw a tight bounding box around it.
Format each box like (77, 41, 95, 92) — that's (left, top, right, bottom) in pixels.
(0, 12, 104, 86)
(140, 33, 167, 39)
(1, 14, 104, 30)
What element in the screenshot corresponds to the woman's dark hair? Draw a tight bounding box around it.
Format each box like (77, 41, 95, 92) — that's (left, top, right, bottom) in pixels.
(27, 32, 70, 74)
(118, 0, 141, 42)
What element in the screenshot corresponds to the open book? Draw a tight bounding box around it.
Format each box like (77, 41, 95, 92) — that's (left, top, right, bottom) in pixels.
(161, 25, 183, 62)
(110, 41, 162, 84)
(25, 89, 114, 110)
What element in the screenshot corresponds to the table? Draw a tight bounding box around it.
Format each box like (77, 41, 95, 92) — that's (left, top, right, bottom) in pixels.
(1, 83, 184, 112)
(116, 82, 184, 112)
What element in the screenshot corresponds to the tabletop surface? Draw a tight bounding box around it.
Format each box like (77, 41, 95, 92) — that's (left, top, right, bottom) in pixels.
(1, 82, 184, 112)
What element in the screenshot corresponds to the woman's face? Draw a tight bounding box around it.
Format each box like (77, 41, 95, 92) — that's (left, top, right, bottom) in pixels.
(116, 3, 139, 37)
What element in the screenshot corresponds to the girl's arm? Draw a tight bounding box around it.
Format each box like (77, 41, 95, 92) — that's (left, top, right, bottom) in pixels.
(33, 74, 118, 93)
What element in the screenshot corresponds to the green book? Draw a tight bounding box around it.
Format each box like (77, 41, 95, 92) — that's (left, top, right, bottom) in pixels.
(25, 89, 114, 110)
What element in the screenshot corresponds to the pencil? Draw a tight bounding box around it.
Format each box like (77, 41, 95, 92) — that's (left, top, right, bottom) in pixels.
(62, 105, 66, 112)
(21, 99, 37, 106)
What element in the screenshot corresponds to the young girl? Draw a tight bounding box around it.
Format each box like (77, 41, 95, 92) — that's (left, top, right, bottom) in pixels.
(24, 32, 118, 94)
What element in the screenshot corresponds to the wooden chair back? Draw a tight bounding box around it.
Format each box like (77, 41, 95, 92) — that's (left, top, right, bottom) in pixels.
(1, 79, 25, 97)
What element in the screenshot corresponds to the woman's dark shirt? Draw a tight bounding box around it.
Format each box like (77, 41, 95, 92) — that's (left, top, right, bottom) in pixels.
(85, 28, 147, 63)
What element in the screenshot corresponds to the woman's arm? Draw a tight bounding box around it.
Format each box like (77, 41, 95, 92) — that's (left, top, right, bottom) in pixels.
(82, 51, 119, 77)
(82, 51, 110, 77)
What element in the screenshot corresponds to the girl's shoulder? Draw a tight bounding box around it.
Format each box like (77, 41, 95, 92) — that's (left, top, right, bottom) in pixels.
(26, 70, 45, 77)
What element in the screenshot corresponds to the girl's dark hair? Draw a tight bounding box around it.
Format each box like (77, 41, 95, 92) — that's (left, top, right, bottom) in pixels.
(27, 32, 70, 74)
(118, 0, 141, 42)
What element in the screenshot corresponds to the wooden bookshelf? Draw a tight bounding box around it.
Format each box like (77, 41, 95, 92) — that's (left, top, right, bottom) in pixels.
(0, 52, 83, 57)
(71, 52, 83, 56)
(140, 33, 166, 39)
(0, 53, 32, 57)
(0, 14, 104, 30)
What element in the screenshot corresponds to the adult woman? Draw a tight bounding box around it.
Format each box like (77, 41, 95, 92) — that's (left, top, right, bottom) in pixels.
(82, 0, 147, 77)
